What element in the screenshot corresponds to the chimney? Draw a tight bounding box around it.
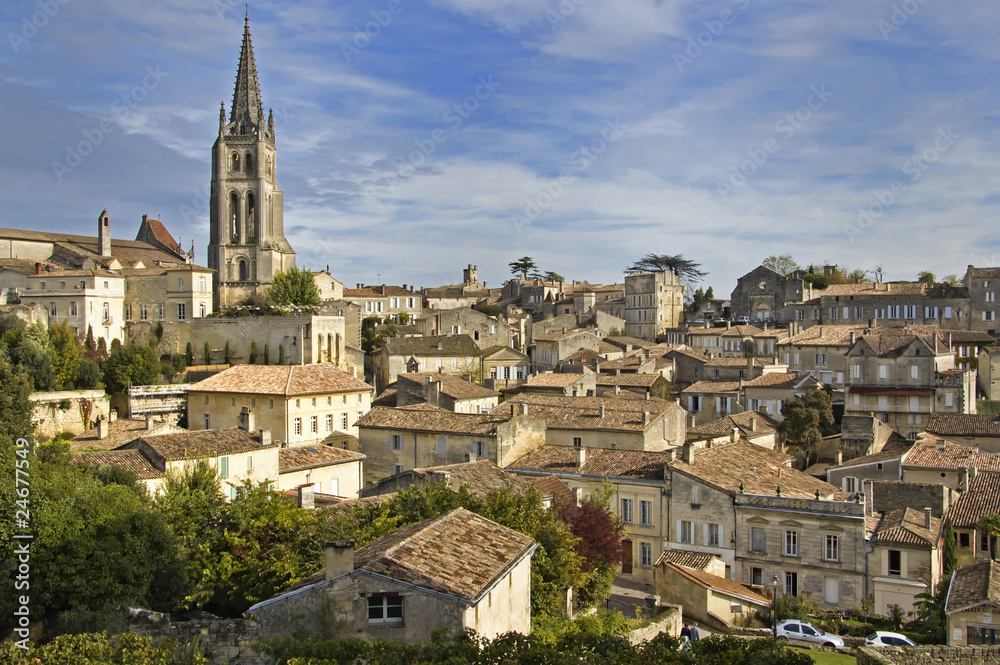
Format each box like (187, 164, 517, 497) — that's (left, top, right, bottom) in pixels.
(730, 426, 739, 443)
(576, 446, 586, 467)
(572, 487, 583, 505)
(849, 332, 856, 345)
(642, 410, 650, 426)
(835, 449, 843, 465)
(437, 341, 443, 350)
(924, 507, 932, 529)
(297, 483, 315, 509)
(948, 332, 953, 348)
(937, 438, 946, 451)
(98, 210, 111, 257)
(688, 414, 696, 427)
(324, 540, 355, 580)
(600, 403, 606, 418)
(34, 262, 42, 275)
(97, 416, 108, 440)
(145, 415, 155, 430)
(427, 379, 441, 408)
(863, 480, 874, 518)
(518, 403, 528, 416)
(467, 452, 477, 462)
(681, 442, 695, 465)
(750, 417, 757, 432)
(238, 406, 255, 432)
(259, 429, 272, 447)
(109, 409, 118, 422)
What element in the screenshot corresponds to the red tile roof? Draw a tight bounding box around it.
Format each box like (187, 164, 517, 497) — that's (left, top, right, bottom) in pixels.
(187, 364, 373, 396)
(873, 507, 941, 548)
(508, 445, 672, 480)
(278, 444, 365, 473)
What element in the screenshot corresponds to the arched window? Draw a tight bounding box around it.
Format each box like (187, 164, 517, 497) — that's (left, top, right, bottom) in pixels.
(246, 192, 256, 242)
(245, 153, 254, 174)
(228, 192, 239, 242)
(238, 259, 248, 281)
(231, 153, 240, 171)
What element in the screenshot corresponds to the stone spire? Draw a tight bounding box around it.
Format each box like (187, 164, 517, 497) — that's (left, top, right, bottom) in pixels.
(229, 13, 264, 134)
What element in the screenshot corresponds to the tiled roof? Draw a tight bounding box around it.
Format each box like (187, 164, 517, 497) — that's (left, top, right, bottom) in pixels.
(742, 373, 815, 389)
(687, 412, 781, 439)
(324, 493, 396, 520)
(123, 428, 276, 461)
(481, 345, 528, 360)
(855, 333, 949, 358)
(825, 445, 908, 471)
(0, 227, 186, 264)
(653, 549, 719, 571)
(278, 444, 365, 473)
(72, 418, 185, 451)
(822, 283, 927, 296)
(873, 507, 941, 548)
(525, 373, 589, 388)
(595, 373, 661, 387)
(967, 267, 1000, 279)
(661, 562, 770, 606)
(721, 325, 764, 337)
(946, 560, 1000, 613)
(603, 336, 655, 348)
(670, 442, 836, 498)
(75, 449, 164, 480)
(599, 357, 648, 372)
(343, 287, 383, 297)
(383, 335, 481, 357)
(187, 364, 373, 396)
(353, 508, 535, 602)
(356, 406, 510, 436)
(532, 475, 574, 505)
(492, 394, 680, 433)
(927, 414, 1000, 438)
(142, 217, 179, 249)
(399, 373, 498, 400)
(534, 328, 595, 342)
(948, 472, 1000, 528)
(705, 358, 765, 368)
(508, 445, 672, 480)
(902, 435, 1000, 473)
(28, 268, 123, 279)
(372, 386, 398, 407)
(681, 380, 742, 394)
(377, 460, 531, 498)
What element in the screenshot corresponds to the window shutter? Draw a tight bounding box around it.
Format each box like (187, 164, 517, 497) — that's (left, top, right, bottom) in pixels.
(389, 434, 394, 449)
(718, 524, 724, 545)
(703, 524, 708, 546)
(675, 520, 682, 541)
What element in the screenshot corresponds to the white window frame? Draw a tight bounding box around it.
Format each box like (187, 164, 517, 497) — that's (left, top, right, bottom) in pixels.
(784, 530, 798, 557)
(825, 534, 840, 562)
(639, 500, 653, 526)
(621, 498, 634, 524)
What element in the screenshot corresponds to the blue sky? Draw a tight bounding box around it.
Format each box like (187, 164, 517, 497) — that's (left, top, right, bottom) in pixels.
(2, 0, 1000, 296)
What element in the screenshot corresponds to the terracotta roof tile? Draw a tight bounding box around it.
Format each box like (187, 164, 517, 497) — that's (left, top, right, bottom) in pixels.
(653, 549, 719, 571)
(525, 373, 589, 388)
(946, 560, 1000, 613)
(121, 427, 276, 461)
(902, 435, 1000, 473)
(492, 394, 680, 433)
(279, 444, 365, 473)
(823, 283, 927, 296)
(948, 472, 1000, 528)
(188, 364, 373, 396)
(687, 412, 781, 439)
(532, 475, 574, 505)
(595, 373, 661, 387)
(874, 507, 941, 548)
(75, 449, 164, 480)
(72, 418, 185, 451)
(383, 335, 481, 357)
(357, 406, 510, 436)
(927, 414, 1000, 438)
(399, 373, 498, 400)
(661, 562, 770, 605)
(508, 445, 672, 481)
(681, 380, 742, 394)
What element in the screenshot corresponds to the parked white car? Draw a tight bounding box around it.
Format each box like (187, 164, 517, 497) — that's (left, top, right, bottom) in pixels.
(865, 631, 916, 647)
(775, 619, 845, 648)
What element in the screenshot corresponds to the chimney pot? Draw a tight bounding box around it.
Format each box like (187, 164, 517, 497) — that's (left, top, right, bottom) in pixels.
(259, 429, 272, 447)
(324, 539, 355, 580)
(924, 506, 932, 529)
(750, 417, 757, 432)
(576, 446, 586, 467)
(600, 404, 606, 418)
(238, 406, 255, 432)
(298, 483, 315, 509)
(97, 416, 108, 440)
(681, 442, 695, 465)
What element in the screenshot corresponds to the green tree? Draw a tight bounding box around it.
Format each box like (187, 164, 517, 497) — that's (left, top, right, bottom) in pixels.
(85, 324, 98, 357)
(267, 266, 321, 307)
(943, 518, 957, 578)
(918, 270, 936, 285)
(278, 344, 285, 365)
(249, 341, 258, 364)
(625, 254, 707, 284)
(102, 342, 162, 394)
(762, 254, 800, 275)
(978, 513, 1000, 560)
(705, 286, 715, 300)
(942, 274, 961, 287)
(96, 336, 107, 358)
(224, 340, 231, 364)
(778, 388, 834, 468)
(542, 271, 565, 283)
(75, 357, 102, 389)
(185, 341, 194, 366)
(204, 341, 211, 365)
(154, 321, 164, 340)
(0, 362, 35, 574)
(509, 256, 537, 280)
(48, 322, 82, 390)
(11, 321, 55, 391)
(263, 342, 270, 365)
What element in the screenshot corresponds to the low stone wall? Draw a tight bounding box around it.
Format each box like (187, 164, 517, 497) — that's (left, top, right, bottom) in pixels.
(30, 389, 109, 438)
(124, 615, 269, 665)
(857, 645, 1000, 665)
(627, 605, 682, 645)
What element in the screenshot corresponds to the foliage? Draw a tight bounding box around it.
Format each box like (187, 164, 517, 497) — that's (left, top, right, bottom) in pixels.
(763, 254, 800, 276)
(224, 340, 231, 364)
(887, 603, 905, 630)
(0, 632, 208, 665)
(474, 302, 502, 317)
(917, 270, 936, 285)
(154, 322, 164, 340)
(267, 266, 321, 307)
(49, 321, 82, 390)
(263, 342, 270, 365)
(7, 320, 56, 391)
(204, 341, 211, 365)
(540, 271, 565, 283)
(97, 337, 108, 357)
(279, 344, 286, 365)
(249, 340, 257, 364)
(102, 342, 162, 394)
(625, 254, 707, 284)
(802, 272, 829, 289)
(977, 513, 1000, 559)
(941, 274, 961, 287)
(773, 593, 811, 622)
(943, 518, 957, 579)
(171, 354, 187, 374)
(185, 341, 194, 366)
(85, 323, 98, 357)
(0, 362, 35, 569)
(607, 327, 625, 336)
(778, 388, 834, 468)
(913, 574, 950, 644)
(76, 356, 102, 389)
(509, 256, 537, 280)
(978, 400, 1000, 416)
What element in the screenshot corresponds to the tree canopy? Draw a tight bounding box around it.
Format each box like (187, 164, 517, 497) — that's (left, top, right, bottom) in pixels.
(101, 342, 162, 394)
(267, 266, 321, 307)
(625, 254, 707, 283)
(762, 254, 800, 275)
(509, 257, 537, 280)
(778, 388, 835, 468)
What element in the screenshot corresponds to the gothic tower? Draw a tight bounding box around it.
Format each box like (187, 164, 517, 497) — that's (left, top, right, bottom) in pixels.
(208, 15, 295, 310)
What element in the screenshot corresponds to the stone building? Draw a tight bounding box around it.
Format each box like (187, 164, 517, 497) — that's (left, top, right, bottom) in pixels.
(945, 559, 1000, 646)
(344, 284, 423, 323)
(730, 265, 809, 322)
(414, 307, 513, 350)
(532, 328, 601, 372)
(868, 506, 943, 617)
(963, 266, 1000, 334)
(395, 372, 499, 413)
(375, 334, 482, 391)
(120, 260, 214, 324)
(623, 270, 684, 340)
(208, 17, 296, 309)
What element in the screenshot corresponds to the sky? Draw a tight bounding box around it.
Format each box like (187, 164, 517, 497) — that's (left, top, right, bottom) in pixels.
(2, 0, 1000, 297)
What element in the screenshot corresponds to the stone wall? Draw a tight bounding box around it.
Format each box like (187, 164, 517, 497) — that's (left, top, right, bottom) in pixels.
(29, 389, 110, 438)
(124, 616, 270, 665)
(627, 605, 682, 645)
(856, 645, 1000, 665)
(870, 480, 955, 519)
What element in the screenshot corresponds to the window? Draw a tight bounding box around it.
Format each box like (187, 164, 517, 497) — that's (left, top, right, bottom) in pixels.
(621, 498, 634, 524)
(986, 311, 997, 322)
(177, 303, 186, 320)
(472, 440, 489, 458)
(309, 416, 317, 434)
(708, 523, 720, 547)
(945, 306, 953, 319)
(887, 549, 902, 577)
(640, 542, 652, 567)
(825, 534, 840, 562)
(751, 527, 766, 553)
(945, 392, 954, 407)
(879, 365, 887, 379)
(911, 365, 919, 379)
(844, 477, 857, 493)
(158, 304, 165, 321)
(640, 500, 653, 526)
(199, 276, 207, 292)
(220, 456, 229, 479)
(680, 520, 693, 544)
(390, 434, 403, 450)
(204, 414, 210, 429)
(785, 572, 798, 596)
(103, 301, 110, 321)
(751, 567, 763, 587)
(688, 395, 702, 412)
(199, 303, 206, 318)
(326, 414, 333, 432)
(342, 413, 349, 429)
(293, 418, 302, 435)
(367, 595, 403, 624)
(138, 304, 147, 320)
(437, 437, 447, 455)
(70, 301, 78, 316)
(391, 464, 404, 475)
(903, 305, 916, 319)
(784, 530, 798, 557)
(573, 437, 582, 447)
(49, 302, 57, 316)
(960, 532, 971, 548)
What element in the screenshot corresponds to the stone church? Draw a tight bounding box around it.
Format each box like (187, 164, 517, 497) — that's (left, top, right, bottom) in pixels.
(208, 16, 296, 310)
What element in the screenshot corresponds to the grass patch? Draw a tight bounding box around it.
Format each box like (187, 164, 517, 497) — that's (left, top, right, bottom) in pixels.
(798, 648, 856, 665)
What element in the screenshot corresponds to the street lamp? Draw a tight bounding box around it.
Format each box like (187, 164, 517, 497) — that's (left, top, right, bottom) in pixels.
(771, 574, 780, 638)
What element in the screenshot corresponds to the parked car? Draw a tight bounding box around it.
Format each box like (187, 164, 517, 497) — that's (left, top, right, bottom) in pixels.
(865, 631, 916, 647)
(775, 619, 845, 648)
(736, 316, 750, 324)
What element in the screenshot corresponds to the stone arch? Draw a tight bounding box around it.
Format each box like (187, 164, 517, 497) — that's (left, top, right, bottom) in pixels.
(752, 302, 772, 320)
(244, 152, 254, 174)
(246, 192, 256, 243)
(231, 152, 240, 171)
(228, 191, 240, 242)
(237, 258, 249, 282)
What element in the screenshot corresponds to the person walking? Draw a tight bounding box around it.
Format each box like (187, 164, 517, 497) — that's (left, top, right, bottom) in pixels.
(681, 623, 691, 639)
(689, 624, 702, 641)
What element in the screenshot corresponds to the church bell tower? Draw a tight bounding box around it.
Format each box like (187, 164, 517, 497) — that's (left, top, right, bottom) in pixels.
(208, 15, 295, 310)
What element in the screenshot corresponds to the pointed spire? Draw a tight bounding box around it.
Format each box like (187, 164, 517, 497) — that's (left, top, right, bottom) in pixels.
(219, 101, 226, 134)
(229, 14, 264, 134)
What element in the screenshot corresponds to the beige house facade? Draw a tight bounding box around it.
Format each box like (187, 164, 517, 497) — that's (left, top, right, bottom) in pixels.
(623, 270, 684, 340)
(278, 444, 365, 497)
(869, 507, 942, 617)
(23, 269, 125, 343)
